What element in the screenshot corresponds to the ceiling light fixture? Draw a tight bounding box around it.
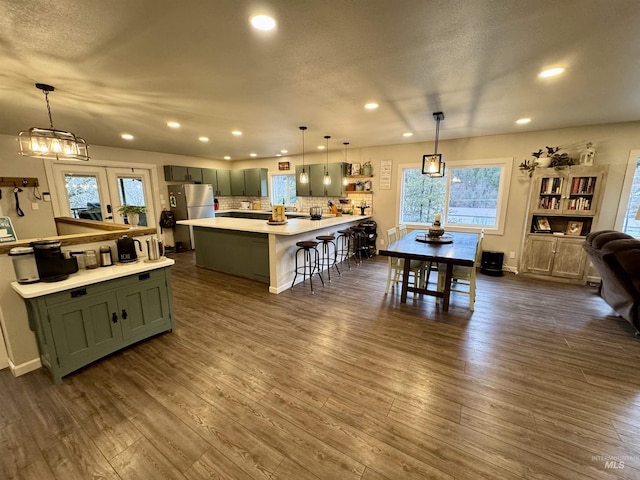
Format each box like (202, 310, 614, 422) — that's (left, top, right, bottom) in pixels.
(250, 153, 257, 157)
(323, 135, 332, 186)
(280, 149, 288, 154)
(364, 103, 379, 110)
(18, 83, 89, 161)
(250, 14, 276, 31)
(167, 121, 181, 128)
(121, 133, 134, 140)
(231, 130, 242, 136)
(299, 126, 309, 184)
(403, 132, 413, 137)
(422, 111, 445, 177)
(516, 118, 531, 125)
(343, 142, 350, 186)
(198, 136, 209, 142)
(539, 67, 565, 78)
(224, 156, 231, 160)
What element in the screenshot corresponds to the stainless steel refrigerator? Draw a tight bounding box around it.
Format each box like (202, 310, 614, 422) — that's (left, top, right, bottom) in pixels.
(168, 184, 215, 250)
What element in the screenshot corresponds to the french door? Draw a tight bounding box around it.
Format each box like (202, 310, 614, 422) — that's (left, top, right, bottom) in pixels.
(48, 164, 156, 228)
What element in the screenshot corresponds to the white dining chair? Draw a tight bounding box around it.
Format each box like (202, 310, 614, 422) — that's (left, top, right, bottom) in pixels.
(437, 230, 484, 310)
(385, 227, 425, 295)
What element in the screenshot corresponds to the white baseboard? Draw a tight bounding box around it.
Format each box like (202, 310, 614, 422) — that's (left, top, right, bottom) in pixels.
(9, 357, 42, 377)
(502, 265, 518, 274)
(586, 275, 601, 284)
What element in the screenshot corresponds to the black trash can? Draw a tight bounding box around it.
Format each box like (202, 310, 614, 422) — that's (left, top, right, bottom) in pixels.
(480, 250, 504, 276)
(359, 220, 378, 257)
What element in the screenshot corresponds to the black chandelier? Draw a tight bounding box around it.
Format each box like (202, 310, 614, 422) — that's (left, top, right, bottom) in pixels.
(422, 111, 445, 177)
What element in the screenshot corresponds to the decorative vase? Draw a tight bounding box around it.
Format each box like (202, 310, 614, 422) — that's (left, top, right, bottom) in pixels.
(362, 166, 373, 175)
(127, 213, 139, 228)
(428, 220, 445, 238)
(535, 157, 552, 168)
(356, 183, 364, 191)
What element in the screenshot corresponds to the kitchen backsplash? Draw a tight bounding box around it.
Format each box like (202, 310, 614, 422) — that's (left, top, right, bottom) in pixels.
(216, 194, 373, 215)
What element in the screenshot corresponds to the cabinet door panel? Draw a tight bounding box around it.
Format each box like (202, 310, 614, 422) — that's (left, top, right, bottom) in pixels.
(202, 168, 217, 189)
(309, 164, 326, 197)
(552, 240, 588, 278)
(326, 163, 346, 197)
(216, 170, 232, 196)
(118, 279, 171, 341)
(523, 237, 555, 274)
(230, 170, 245, 195)
(48, 293, 121, 368)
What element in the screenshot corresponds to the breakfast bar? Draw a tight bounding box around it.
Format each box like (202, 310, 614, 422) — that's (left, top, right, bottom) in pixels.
(177, 215, 370, 293)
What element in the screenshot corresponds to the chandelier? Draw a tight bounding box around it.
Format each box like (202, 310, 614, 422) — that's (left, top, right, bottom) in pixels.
(17, 83, 89, 161)
(422, 111, 445, 177)
(323, 135, 331, 186)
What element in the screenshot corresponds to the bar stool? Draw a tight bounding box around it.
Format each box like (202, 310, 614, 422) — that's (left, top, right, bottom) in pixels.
(351, 226, 369, 264)
(291, 240, 325, 294)
(316, 234, 340, 282)
(336, 228, 354, 269)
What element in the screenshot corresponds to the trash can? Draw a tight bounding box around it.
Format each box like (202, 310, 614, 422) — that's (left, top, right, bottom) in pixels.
(480, 251, 504, 276)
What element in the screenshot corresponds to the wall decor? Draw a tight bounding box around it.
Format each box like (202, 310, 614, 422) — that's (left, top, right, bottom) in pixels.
(278, 161, 290, 171)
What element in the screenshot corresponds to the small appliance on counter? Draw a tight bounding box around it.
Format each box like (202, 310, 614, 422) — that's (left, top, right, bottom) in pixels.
(116, 235, 142, 263)
(99, 245, 114, 266)
(240, 201, 251, 210)
(309, 206, 323, 220)
(31, 240, 79, 282)
(146, 236, 161, 261)
(9, 246, 40, 284)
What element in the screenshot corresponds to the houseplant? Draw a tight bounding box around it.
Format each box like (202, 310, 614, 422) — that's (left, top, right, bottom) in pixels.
(519, 146, 575, 177)
(117, 204, 146, 227)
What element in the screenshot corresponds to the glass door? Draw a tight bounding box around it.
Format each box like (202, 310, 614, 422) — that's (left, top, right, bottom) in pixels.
(105, 167, 155, 227)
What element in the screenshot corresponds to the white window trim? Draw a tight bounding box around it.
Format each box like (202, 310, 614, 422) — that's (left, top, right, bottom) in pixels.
(269, 171, 297, 207)
(614, 149, 640, 233)
(396, 157, 512, 235)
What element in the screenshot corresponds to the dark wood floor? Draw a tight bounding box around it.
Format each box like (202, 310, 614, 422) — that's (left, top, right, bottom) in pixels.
(2, 251, 640, 480)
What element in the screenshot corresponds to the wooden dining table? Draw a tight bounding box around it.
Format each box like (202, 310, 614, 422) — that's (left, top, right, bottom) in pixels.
(378, 230, 480, 311)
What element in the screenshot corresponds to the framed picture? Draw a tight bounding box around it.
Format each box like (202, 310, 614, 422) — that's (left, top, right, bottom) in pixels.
(278, 161, 290, 171)
(0, 216, 17, 243)
(566, 221, 584, 236)
(536, 217, 551, 231)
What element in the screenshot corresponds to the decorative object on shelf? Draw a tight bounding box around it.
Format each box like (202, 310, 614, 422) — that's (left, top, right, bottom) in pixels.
(343, 142, 350, 185)
(428, 213, 445, 238)
(565, 221, 584, 236)
(356, 181, 364, 191)
(299, 126, 309, 184)
(323, 135, 332, 186)
(351, 162, 361, 175)
(18, 83, 90, 161)
(422, 112, 445, 177)
(117, 204, 146, 228)
(579, 142, 595, 166)
(362, 161, 373, 175)
(519, 146, 575, 177)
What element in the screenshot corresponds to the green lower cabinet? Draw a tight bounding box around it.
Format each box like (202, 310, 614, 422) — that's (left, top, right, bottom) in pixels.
(26, 267, 174, 383)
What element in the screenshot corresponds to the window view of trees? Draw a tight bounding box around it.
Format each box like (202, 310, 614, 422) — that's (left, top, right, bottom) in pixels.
(65, 175, 102, 220)
(271, 174, 298, 205)
(400, 165, 503, 226)
(622, 157, 640, 237)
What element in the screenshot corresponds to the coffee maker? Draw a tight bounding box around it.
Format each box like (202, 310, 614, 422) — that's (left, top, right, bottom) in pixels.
(31, 240, 79, 282)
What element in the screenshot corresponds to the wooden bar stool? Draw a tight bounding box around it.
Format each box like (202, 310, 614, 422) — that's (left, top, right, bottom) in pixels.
(291, 240, 325, 294)
(316, 234, 340, 282)
(336, 228, 354, 269)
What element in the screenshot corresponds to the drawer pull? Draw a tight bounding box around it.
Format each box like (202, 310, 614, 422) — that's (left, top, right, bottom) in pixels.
(70, 288, 87, 298)
(111, 312, 118, 323)
(139, 273, 150, 281)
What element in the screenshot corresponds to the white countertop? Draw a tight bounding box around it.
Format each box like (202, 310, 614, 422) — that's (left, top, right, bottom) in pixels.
(11, 257, 175, 299)
(177, 215, 371, 236)
(217, 209, 310, 217)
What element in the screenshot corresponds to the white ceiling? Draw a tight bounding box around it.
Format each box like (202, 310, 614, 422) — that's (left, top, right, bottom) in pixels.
(1, 1, 639, 161)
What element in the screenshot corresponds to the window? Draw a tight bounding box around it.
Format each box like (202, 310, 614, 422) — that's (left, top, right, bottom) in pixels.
(617, 150, 640, 238)
(271, 174, 298, 206)
(399, 158, 512, 233)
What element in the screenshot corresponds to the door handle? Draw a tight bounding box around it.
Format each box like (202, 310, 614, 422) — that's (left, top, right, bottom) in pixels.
(107, 204, 112, 214)
(112, 312, 118, 323)
(121, 309, 128, 320)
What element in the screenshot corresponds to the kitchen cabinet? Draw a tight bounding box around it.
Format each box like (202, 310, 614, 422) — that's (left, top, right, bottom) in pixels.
(230, 168, 268, 196)
(295, 163, 347, 197)
(163, 165, 203, 183)
(23, 267, 174, 383)
(520, 165, 607, 284)
(202, 168, 232, 196)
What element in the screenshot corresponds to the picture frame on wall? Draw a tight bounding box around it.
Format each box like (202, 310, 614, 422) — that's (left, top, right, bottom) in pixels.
(565, 221, 584, 236)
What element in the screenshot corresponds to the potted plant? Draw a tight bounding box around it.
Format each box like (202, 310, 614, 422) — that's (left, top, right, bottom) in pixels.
(519, 146, 575, 177)
(361, 161, 373, 175)
(356, 181, 365, 191)
(117, 204, 146, 227)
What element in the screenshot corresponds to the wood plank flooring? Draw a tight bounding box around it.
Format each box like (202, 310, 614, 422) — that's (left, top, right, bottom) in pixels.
(2, 251, 640, 479)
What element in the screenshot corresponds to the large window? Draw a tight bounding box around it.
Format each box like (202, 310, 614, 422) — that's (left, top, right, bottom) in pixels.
(617, 151, 640, 238)
(271, 174, 298, 206)
(399, 158, 511, 232)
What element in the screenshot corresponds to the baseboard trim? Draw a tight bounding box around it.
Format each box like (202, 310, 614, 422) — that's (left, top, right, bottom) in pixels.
(9, 357, 42, 377)
(586, 275, 601, 284)
(502, 266, 518, 274)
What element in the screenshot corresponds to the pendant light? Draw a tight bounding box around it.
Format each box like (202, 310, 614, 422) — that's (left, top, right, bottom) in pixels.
(18, 83, 90, 161)
(342, 141, 350, 186)
(422, 111, 445, 177)
(323, 135, 332, 186)
(299, 126, 309, 184)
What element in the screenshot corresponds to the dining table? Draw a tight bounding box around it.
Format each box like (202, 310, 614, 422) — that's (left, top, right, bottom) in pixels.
(378, 230, 480, 311)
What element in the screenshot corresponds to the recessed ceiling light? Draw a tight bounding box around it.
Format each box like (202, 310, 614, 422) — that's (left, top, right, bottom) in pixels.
(276, 154, 282, 157)
(231, 130, 243, 136)
(250, 14, 276, 31)
(224, 156, 231, 160)
(364, 103, 379, 110)
(121, 133, 134, 140)
(402, 132, 413, 137)
(250, 153, 257, 157)
(280, 149, 288, 154)
(317, 145, 325, 150)
(167, 121, 181, 128)
(539, 67, 565, 78)
(198, 136, 210, 142)
(516, 118, 531, 125)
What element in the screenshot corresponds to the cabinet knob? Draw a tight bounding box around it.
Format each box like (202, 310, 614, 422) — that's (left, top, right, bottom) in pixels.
(111, 313, 118, 323)
(121, 309, 128, 320)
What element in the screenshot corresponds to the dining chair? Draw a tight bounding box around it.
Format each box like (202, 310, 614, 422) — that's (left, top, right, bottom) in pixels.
(399, 223, 436, 288)
(385, 227, 425, 295)
(398, 224, 408, 238)
(437, 231, 484, 310)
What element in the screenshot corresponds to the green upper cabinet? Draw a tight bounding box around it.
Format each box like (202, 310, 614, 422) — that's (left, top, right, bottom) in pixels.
(164, 165, 203, 183)
(202, 168, 232, 196)
(230, 168, 268, 196)
(295, 163, 346, 197)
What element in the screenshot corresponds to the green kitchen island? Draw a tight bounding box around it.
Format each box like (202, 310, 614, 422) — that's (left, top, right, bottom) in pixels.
(177, 215, 371, 293)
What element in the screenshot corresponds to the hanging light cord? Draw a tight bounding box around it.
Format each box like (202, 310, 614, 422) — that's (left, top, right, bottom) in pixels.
(44, 90, 55, 129)
(434, 116, 440, 155)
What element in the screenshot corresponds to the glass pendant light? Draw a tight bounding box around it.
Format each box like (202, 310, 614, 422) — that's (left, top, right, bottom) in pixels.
(342, 141, 350, 186)
(323, 135, 332, 186)
(299, 126, 309, 184)
(421, 112, 445, 177)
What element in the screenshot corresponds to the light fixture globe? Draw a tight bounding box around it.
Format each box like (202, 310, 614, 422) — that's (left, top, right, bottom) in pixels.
(342, 142, 350, 186)
(323, 135, 332, 186)
(17, 83, 89, 161)
(422, 112, 445, 177)
(299, 126, 309, 184)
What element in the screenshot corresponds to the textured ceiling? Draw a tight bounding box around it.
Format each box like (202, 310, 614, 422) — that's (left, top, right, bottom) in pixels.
(1, 0, 639, 161)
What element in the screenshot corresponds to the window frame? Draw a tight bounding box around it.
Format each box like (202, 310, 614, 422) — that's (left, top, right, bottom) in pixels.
(614, 149, 640, 237)
(396, 157, 512, 234)
(269, 172, 298, 207)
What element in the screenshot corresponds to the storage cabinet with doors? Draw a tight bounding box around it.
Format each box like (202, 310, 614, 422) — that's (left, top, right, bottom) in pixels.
(230, 168, 268, 196)
(202, 168, 232, 196)
(520, 165, 608, 284)
(20, 266, 174, 383)
(295, 163, 347, 197)
(163, 165, 203, 183)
